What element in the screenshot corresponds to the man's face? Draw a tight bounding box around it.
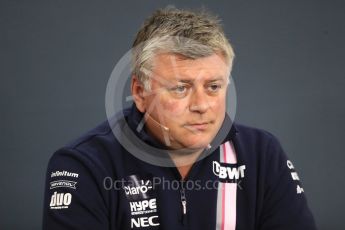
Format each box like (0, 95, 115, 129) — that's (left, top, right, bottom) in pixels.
(138, 53, 230, 151)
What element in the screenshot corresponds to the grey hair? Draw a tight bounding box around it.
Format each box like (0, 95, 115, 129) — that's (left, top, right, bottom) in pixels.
(131, 7, 235, 91)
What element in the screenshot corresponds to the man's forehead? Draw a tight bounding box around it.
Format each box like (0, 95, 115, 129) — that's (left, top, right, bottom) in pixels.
(150, 53, 230, 81)
(152, 53, 228, 67)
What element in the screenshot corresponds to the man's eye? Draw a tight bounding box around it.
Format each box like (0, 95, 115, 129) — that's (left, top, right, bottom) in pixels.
(171, 85, 187, 94)
(208, 84, 222, 92)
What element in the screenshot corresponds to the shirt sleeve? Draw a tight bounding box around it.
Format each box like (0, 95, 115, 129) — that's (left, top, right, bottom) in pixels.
(42, 148, 111, 230)
(259, 136, 317, 230)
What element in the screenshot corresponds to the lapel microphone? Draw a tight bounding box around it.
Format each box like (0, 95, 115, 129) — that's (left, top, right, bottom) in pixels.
(145, 113, 170, 131)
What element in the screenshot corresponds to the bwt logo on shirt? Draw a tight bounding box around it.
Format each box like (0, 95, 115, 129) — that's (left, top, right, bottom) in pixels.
(213, 161, 246, 182)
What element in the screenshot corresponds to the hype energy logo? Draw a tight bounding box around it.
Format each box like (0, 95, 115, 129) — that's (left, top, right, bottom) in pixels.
(213, 161, 246, 183)
(130, 199, 157, 215)
(130, 198, 160, 228)
(129, 197, 160, 229)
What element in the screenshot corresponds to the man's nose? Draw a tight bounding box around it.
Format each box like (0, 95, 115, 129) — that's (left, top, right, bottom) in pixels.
(189, 87, 210, 114)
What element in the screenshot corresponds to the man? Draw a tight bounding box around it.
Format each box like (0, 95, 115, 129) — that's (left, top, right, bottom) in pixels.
(43, 7, 317, 230)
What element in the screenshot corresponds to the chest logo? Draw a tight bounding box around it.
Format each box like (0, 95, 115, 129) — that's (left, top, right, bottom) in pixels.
(213, 161, 246, 182)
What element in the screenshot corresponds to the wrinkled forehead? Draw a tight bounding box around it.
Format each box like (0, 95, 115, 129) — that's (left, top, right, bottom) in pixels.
(150, 53, 230, 83)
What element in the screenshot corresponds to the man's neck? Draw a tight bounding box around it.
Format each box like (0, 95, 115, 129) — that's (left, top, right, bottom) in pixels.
(169, 149, 203, 180)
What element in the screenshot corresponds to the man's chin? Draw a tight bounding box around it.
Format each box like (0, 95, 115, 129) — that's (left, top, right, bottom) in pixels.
(179, 139, 211, 150)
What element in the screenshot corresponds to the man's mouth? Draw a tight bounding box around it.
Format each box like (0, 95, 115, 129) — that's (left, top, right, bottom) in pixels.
(184, 122, 211, 132)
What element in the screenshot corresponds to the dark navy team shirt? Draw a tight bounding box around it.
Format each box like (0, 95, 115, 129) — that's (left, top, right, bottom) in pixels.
(42, 104, 317, 230)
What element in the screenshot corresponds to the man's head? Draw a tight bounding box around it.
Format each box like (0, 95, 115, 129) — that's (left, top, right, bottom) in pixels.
(131, 7, 235, 152)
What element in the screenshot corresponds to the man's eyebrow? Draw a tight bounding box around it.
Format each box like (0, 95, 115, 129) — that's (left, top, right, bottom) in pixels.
(206, 78, 226, 82)
(176, 79, 193, 83)
(173, 77, 226, 83)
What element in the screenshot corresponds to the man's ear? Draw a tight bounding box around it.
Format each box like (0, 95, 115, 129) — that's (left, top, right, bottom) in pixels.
(131, 75, 146, 113)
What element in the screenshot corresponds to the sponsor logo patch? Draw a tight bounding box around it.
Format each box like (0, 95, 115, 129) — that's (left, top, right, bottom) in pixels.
(124, 180, 153, 196)
(49, 191, 72, 209)
(287, 160, 305, 194)
(130, 198, 157, 216)
(50, 180, 77, 190)
(131, 215, 160, 228)
(123, 174, 160, 228)
(123, 175, 155, 201)
(51, 170, 79, 178)
(213, 161, 246, 183)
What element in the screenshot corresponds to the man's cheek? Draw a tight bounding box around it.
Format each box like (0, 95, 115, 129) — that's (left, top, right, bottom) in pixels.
(213, 98, 226, 112)
(162, 100, 186, 116)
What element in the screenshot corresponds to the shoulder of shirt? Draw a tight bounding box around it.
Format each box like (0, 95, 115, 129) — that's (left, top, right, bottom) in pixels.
(65, 120, 113, 149)
(48, 119, 120, 179)
(52, 108, 132, 163)
(233, 122, 277, 140)
(230, 122, 287, 170)
(231, 122, 282, 151)
(61, 108, 132, 154)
